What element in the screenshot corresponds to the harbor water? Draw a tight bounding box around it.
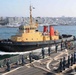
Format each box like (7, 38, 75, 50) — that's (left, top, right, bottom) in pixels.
(0, 25, 76, 39)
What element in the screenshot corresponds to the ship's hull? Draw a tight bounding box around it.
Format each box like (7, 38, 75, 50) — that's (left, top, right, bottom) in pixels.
(0, 36, 74, 52)
(0, 40, 55, 52)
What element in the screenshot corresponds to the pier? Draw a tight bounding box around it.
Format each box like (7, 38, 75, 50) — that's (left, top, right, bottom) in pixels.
(0, 40, 76, 75)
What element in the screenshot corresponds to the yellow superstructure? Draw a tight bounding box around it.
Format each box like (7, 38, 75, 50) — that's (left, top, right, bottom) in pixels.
(11, 5, 59, 42)
(11, 22, 50, 42)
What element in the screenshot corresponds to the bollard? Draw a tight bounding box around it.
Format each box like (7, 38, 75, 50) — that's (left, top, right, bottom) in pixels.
(74, 52, 76, 64)
(59, 59, 63, 72)
(67, 56, 70, 68)
(6, 59, 11, 71)
(29, 53, 32, 63)
(55, 44, 58, 53)
(70, 54, 74, 66)
(42, 48, 45, 59)
(48, 47, 51, 56)
(63, 57, 66, 70)
(21, 55, 25, 66)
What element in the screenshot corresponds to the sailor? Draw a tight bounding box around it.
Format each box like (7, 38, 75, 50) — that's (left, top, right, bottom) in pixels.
(48, 47, 51, 56)
(62, 57, 66, 70)
(67, 56, 70, 68)
(70, 54, 74, 66)
(61, 40, 63, 51)
(16, 59, 19, 67)
(6, 58, 11, 71)
(29, 53, 32, 63)
(55, 44, 58, 53)
(59, 59, 63, 72)
(73, 36, 75, 40)
(67, 42, 71, 49)
(42, 48, 45, 59)
(21, 55, 25, 66)
(65, 40, 67, 49)
(3, 59, 7, 67)
(74, 52, 76, 64)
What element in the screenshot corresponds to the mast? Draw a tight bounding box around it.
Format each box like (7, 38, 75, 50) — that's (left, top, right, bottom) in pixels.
(30, 5, 32, 25)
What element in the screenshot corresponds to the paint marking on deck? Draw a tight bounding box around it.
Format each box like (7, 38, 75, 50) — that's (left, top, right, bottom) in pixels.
(2, 66, 22, 75)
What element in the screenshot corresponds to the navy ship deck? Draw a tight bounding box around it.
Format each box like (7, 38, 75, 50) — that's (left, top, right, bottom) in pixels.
(0, 44, 76, 75)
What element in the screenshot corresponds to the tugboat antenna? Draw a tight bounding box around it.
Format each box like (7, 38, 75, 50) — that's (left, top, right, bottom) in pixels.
(30, 5, 32, 25)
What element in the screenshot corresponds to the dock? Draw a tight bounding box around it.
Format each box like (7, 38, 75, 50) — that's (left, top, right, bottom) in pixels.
(0, 41, 76, 75)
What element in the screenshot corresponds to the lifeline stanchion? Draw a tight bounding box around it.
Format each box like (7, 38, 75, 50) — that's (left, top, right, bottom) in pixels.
(41, 48, 45, 59)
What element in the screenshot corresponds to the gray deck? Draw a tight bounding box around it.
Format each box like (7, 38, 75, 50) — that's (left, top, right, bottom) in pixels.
(0, 47, 75, 75)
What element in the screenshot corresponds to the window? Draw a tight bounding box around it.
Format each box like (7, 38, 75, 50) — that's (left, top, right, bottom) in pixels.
(26, 38, 28, 40)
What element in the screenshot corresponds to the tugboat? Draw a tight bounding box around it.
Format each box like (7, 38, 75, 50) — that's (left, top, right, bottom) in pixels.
(0, 6, 74, 52)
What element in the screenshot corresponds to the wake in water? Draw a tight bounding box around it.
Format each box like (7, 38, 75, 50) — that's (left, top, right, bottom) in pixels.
(0, 45, 60, 55)
(0, 48, 45, 55)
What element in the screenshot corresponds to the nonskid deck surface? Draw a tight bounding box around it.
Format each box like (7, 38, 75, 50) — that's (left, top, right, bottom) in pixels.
(0, 48, 75, 75)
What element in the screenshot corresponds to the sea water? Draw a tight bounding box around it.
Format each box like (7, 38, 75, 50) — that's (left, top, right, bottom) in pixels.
(0, 25, 76, 39)
(0, 25, 76, 55)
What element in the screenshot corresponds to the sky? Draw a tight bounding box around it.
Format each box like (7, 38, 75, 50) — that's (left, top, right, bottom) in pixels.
(0, 0, 76, 17)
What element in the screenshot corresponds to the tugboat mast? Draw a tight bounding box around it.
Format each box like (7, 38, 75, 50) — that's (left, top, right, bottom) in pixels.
(30, 5, 32, 25)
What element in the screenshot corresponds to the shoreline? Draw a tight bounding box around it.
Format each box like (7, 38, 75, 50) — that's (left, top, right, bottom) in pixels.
(0, 24, 76, 28)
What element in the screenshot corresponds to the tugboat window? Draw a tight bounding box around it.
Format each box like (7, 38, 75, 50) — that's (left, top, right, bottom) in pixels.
(36, 30, 38, 32)
(26, 38, 28, 40)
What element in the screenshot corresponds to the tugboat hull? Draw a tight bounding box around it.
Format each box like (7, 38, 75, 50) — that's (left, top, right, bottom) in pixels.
(0, 36, 74, 52)
(0, 40, 55, 52)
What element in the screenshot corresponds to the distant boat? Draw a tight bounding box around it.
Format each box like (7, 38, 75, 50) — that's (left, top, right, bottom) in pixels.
(6, 23, 21, 28)
(0, 19, 8, 25)
(39, 23, 58, 26)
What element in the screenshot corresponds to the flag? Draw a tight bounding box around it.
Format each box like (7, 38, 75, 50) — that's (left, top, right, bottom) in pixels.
(33, 7, 35, 9)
